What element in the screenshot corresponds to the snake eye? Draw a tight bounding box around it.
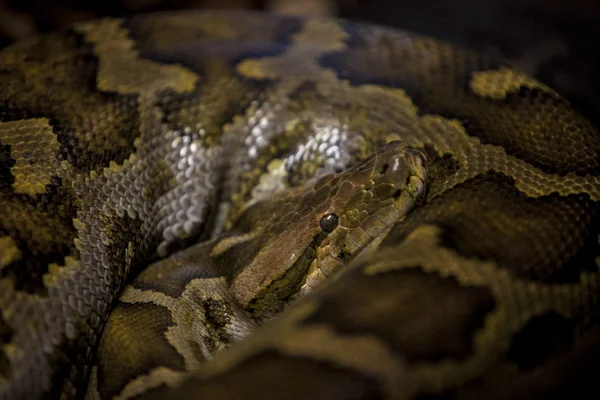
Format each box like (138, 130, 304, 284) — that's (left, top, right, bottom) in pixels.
(319, 213, 339, 233)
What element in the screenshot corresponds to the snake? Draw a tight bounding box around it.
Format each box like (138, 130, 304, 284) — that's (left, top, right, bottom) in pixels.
(1, 8, 600, 400)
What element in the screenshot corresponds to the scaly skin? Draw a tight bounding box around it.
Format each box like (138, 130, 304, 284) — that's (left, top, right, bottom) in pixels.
(0, 9, 599, 400)
(88, 141, 426, 399)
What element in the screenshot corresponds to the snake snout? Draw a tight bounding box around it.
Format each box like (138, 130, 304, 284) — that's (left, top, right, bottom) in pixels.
(379, 141, 428, 201)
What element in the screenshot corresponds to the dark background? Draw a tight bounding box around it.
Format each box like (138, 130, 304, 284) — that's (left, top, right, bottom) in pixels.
(1, 0, 598, 128)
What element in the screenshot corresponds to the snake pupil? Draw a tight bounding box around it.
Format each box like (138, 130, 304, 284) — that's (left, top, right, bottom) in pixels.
(319, 213, 339, 233)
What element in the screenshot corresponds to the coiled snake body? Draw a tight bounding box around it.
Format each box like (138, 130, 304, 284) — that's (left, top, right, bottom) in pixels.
(0, 9, 599, 400)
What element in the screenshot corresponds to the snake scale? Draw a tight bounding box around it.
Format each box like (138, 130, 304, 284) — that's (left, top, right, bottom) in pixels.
(1, 8, 600, 400)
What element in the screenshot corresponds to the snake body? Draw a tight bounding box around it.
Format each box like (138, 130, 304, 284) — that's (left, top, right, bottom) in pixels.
(0, 9, 599, 400)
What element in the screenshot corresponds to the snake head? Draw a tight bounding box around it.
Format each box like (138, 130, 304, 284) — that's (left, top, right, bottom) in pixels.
(218, 140, 427, 319)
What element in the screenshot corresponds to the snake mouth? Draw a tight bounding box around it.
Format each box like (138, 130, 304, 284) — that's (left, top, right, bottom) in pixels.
(245, 230, 329, 318)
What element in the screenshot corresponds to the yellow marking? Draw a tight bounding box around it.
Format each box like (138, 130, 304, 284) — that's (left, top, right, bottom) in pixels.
(291, 19, 348, 50)
(362, 225, 600, 391)
(315, 81, 600, 201)
(42, 257, 80, 288)
(113, 367, 187, 400)
(267, 158, 286, 172)
(246, 158, 289, 209)
(72, 219, 83, 231)
(198, 300, 410, 398)
(210, 232, 258, 257)
(74, 19, 198, 95)
(119, 286, 176, 307)
(470, 67, 550, 99)
(0, 236, 21, 269)
(118, 280, 236, 371)
(0, 119, 72, 195)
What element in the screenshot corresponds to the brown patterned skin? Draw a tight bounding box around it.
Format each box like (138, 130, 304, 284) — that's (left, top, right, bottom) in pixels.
(0, 9, 599, 400)
(88, 141, 426, 400)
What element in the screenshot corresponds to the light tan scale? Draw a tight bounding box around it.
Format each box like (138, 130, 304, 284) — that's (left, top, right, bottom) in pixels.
(0, 9, 599, 400)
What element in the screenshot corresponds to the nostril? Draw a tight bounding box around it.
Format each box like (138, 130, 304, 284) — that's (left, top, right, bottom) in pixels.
(380, 163, 389, 175)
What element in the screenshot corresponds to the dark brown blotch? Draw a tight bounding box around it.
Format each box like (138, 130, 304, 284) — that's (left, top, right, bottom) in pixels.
(0, 32, 141, 172)
(0, 311, 13, 380)
(97, 302, 185, 400)
(288, 80, 324, 112)
(137, 350, 383, 400)
(0, 142, 15, 193)
(132, 241, 221, 298)
(421, 145, 460, 195)
(507, 311, 577, 371)
(0, 191, 79, 296)
(305, 267, 496, 363)
(385, 171, 600, 283)
(126, 11, 302, 50)
(319, 43, 600, 176)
